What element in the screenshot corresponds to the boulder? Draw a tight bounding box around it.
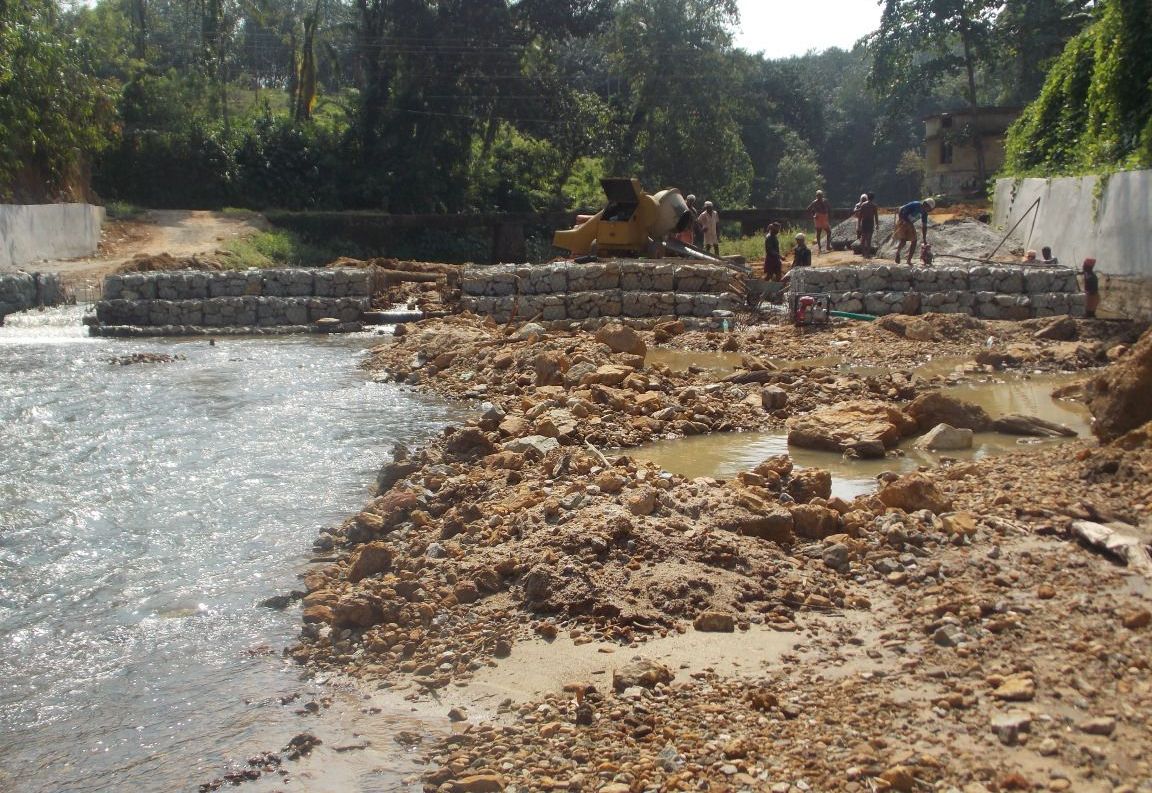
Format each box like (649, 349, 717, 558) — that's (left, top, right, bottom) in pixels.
(533, 350, 570, 386)
(903, 318, 936, 342)
(992, 414, 1076, 437)
(653, 320, 685, 343)
(348, 542, 392, 582)
(791, 504, 842, 539)
(915, 423, 974, 451)
(1034, 315, 1078, 341)
(1088, 326, 1152, 442)
(612, 659, 674, 692)
(760, 385, 789, 411)
(715, 507, 794, 544)
(510, 322, 546, 340)
(445, 426, 499, 459)
(787, 400, 916, 456)
(595, 322, 647, 356)
(786, 468, 832, 503)
(580, 364, 634, 387)
(906, 391, 992, 432)
(878, 472, 954, 514)
(502, 435, 561, 457)
(693, 611, 736, 632)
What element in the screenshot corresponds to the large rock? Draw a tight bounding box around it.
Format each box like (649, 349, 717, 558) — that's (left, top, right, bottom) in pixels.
(445, 426, 499, 459)
(595, 322, 647, 356)
(716, 506, 794, 544)
(1034, 316, 1078, 341)
(1088, 327, 1152, 442)
(787, 400, 917, 457)
(348, 542, 392, 582)
(613, 659, 674, 692)
(502, 435, 561, 457)
(791, 504, 842, 539)
(915, 423, 974, 451)
(906, 391, 992, 432)
(533, 350, 570, 386)
(992, 414, 1077, 437)
(878, 473, 954, 514)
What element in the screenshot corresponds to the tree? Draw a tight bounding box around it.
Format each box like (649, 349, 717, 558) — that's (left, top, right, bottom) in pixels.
(604, 0, 752, 204)
(868, 0, 1001, 184)
(772, 130, 823, 207)
(993, 0, 1092, 104)
(1004, 0, 1152, 174)
(1, 0, 117, 201)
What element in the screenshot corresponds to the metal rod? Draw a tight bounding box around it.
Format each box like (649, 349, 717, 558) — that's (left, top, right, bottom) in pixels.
(985, 196, 1041, 261)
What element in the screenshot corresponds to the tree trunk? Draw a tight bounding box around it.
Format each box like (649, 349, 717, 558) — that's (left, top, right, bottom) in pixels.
(959, 11, 987, 190)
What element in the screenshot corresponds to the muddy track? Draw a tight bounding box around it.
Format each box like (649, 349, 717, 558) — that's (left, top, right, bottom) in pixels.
(33, 209, 267, 292)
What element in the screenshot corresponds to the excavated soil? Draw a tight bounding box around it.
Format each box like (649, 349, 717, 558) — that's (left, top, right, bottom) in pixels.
(282, 309, 1152, 793)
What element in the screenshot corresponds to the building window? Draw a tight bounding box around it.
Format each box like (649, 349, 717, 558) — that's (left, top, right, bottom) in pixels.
(940, 140, 954, 164)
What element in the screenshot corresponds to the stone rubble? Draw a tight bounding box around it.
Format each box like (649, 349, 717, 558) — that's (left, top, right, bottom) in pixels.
(277, 305, 1152, 793)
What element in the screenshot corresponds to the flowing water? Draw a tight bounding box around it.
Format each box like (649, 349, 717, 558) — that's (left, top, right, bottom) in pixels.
(0, 307, 462, 792)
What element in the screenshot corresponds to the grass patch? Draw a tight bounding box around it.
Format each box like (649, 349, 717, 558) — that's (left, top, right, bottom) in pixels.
(219, 229, 339, 269)
(105, 201, 148, 220)
(720, 226, 806, 260)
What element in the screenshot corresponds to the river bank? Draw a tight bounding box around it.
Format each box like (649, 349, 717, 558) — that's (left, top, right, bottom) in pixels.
(285, 309, 1151, 792)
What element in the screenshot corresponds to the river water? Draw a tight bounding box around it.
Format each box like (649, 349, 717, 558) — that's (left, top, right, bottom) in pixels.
(0, 307, 461, 792)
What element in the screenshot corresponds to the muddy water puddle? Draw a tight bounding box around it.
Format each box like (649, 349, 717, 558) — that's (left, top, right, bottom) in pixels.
(630, 372, 1091, 499)
(645, 347, 973, 380)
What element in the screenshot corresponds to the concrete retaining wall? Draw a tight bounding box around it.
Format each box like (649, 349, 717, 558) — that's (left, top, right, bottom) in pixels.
(993, 170, 1152, 319)
(95, 268, 370, 331)
(788, 264, 1085, 319)
(460, 260, 740, 322)
(0, 272, 66, 322)
(0, 203, 104, 268)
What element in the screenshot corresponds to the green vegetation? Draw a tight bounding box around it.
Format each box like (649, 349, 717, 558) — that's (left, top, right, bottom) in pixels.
(1003, 0, 1152, 176)
(4, 0, 1138, 218)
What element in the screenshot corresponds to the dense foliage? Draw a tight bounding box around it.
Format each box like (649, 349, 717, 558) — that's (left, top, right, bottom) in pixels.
(2, 0, 1129, 210)
(0, 0, 117, 201)
(1004, 0, 1152, 174)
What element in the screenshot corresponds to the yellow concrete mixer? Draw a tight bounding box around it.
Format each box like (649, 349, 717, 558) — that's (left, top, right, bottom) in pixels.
(553, 178, 694, 257)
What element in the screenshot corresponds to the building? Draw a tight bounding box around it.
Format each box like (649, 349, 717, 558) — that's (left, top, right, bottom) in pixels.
(923, 107, 1020, 197)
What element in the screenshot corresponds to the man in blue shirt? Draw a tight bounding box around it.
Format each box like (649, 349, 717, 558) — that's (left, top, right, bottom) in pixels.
(893, 197, 935, 265)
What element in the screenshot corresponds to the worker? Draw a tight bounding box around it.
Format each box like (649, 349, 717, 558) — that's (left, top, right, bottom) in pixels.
(791, 233, 812, 269)
(764, 223, 782, 281)
(1081, 258, 1099, 318)
(806, 190, 832, 253)
(678, 194, 699, 245)
(1023, 249, 1038, 264)
(698, 201, 720, 257)
(1041, 246, 1059, 265)
(893, 197, 935, 265)
(854, 193, 879, 259)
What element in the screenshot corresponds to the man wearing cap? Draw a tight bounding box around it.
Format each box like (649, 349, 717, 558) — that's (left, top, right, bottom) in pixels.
(1081, 258, 1099, 318)
(698, 201, 720, 257)
(806, 190, 832, 253)
(791, 233, 812, 269)
(854, 193, 879, 258)
(893, 197, 936, 265)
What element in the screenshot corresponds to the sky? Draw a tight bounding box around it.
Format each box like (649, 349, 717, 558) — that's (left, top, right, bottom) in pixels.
(735, 0, 883, 59)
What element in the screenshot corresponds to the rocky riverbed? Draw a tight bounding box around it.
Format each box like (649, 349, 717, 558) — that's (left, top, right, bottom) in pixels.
(280, 309, 1151, 793)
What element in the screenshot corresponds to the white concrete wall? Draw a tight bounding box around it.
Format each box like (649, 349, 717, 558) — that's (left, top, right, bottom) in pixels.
(993, 171, 1151, 275)
(0, 203, 105, 269)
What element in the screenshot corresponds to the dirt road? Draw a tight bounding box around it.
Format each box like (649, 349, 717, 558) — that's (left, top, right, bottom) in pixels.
(34, 209, 266, 293)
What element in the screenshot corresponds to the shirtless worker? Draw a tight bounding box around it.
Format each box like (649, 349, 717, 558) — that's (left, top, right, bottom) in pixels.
(893, 197, 936, 265)
(806, 190, 832, 253)
(854, 193, 879, 258)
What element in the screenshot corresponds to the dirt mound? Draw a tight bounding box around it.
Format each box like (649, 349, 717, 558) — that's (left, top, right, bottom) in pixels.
(833, 215, 1023, 262)
(115, 253, 223, 273)
(1088, 326, 1152, 442)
